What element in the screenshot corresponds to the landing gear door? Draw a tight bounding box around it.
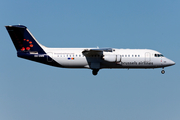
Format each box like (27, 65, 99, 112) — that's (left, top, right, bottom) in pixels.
(145, 52, 151, 62)
(47, 52, 53, 62)
(90, 62, 100, 69)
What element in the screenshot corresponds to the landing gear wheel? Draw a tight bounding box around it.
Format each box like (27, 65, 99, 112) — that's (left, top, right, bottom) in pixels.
(92, 69, 99, 76)
(161, 70, 165, 74)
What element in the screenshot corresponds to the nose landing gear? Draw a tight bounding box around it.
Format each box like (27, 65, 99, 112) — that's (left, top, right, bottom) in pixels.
(161, 68, 165, 74)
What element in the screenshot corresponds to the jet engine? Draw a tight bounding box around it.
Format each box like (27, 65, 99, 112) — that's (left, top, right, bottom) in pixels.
(103, 55, 121, 62)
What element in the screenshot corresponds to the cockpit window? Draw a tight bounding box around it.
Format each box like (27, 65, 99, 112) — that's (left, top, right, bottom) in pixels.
(154, 54, 164, 57)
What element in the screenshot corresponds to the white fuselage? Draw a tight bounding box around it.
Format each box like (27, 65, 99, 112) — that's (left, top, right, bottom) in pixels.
(43, 48, 175, 69)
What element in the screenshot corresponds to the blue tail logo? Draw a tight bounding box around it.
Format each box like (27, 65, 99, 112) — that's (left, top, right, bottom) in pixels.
(5, 25, 45, 54)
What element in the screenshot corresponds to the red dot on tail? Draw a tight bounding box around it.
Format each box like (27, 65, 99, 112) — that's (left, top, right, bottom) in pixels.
(21, 47, 25, 51)
(26, 47, 30, 50)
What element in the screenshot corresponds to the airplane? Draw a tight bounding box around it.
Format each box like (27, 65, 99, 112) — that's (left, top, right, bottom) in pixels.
(5, 25, 175, 75)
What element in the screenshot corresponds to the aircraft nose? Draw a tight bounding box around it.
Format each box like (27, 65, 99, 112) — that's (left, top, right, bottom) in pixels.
(165, 58, 175, 66)
(170, 60, 175, 66)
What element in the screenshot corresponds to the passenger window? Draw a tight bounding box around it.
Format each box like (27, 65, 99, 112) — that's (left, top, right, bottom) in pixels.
(125, 55, 127, 57)
(132, 55, 134, 57)
(128, 55, 130, 57)
(138, 55, 140, 57)
(135, 55, 137, 57)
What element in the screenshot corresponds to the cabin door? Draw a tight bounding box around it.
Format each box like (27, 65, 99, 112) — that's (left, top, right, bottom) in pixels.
(47, 52, 53, 62)
(145, 52, 151, 62)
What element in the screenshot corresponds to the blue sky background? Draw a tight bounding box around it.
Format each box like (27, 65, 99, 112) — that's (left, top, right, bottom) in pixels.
(0, 0, 180, 120)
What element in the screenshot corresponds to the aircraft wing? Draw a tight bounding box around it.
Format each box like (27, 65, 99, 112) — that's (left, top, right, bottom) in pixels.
(82, 48, 113, 56)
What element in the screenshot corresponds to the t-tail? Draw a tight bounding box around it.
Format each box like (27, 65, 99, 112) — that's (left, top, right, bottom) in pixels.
(5, 25, 62, 67)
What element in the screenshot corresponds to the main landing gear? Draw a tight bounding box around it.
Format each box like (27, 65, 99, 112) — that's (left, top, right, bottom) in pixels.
(92, 69, 99, 76)
(161, 68, 165, 74)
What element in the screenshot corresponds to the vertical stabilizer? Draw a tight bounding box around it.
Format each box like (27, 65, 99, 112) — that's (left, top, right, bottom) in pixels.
(5, 25, 46, 54)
